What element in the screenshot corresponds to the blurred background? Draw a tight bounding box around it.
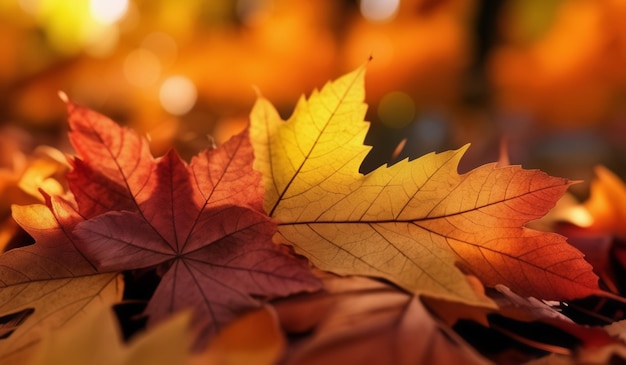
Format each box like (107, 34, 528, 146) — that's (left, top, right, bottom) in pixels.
(1, 0, 626, 193)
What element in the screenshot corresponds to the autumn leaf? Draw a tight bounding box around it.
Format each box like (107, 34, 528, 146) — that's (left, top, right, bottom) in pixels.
(25, 306, 194, 365)
(63, 96, 156, 218)
(581, 165, 626, 238)
(274, 274, 492, 365)
(25, 303, 284, 365)
(63, 99, 320, 346)
(525, 344, 626, 365)
(0, 195, 122, 363)
(194, 306, 285, 365)
(0, 127, 68, 251)
(545, 166, 626, 293)
(490, 285, 573, 323)
(420, 275, 493, 327)
(250, 65, 600, 306)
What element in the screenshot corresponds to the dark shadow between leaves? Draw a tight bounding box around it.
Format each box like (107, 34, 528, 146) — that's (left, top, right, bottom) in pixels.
(0, 308, 35, 340)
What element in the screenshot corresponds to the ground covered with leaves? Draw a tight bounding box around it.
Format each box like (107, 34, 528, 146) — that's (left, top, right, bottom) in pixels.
(2, 66, 626, 364)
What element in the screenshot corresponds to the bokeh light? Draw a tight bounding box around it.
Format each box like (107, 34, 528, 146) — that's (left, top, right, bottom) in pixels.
(89, 0, 128, 25)
(377, 91, 415, 129)
(360, 0, 400, 22)
(159, 76, 197, 116)
(17, 0, 39, 14)
(1, 0, 626, 188)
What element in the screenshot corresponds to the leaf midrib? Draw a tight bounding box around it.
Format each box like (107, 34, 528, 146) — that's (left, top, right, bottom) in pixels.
(277, 180, 565, 226)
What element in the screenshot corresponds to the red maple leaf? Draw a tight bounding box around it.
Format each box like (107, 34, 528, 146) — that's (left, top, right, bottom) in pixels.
(62, 100, 321, 345)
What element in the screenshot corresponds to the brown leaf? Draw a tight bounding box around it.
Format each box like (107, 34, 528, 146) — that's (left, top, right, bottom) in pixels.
(275, 275, 493, 365)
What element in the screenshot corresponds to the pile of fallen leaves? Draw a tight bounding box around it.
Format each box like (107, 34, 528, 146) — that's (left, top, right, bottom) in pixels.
(2, 66, 626, 365)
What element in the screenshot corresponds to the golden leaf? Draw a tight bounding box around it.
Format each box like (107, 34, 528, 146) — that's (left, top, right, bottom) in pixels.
(250, 65, 599, 306)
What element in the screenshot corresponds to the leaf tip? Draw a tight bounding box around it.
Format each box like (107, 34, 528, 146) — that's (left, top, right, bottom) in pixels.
(496, 137, 510, 167)
(567, 179, 584, 187)
(251, 84, 261, 98)
(57, 90, 69, 103)
(458, 143, 471, 155)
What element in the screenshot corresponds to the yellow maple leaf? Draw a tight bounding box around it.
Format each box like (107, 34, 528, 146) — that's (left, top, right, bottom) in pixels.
(250, 65, 600, 306)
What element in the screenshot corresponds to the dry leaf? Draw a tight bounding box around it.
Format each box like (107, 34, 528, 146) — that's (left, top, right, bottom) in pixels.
(0, 196, 122, 363)
(421, 274, 493, 327)
(492, 285, 572, 323)
(275, 274, 493, 365)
